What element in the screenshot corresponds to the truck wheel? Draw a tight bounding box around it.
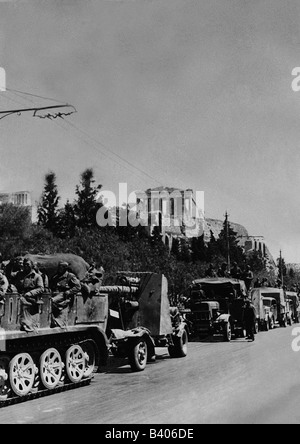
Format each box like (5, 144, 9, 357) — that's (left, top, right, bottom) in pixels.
(128, 339, 148, 372)
(224, 323, 232, 342)
(169, 330, 188, 358)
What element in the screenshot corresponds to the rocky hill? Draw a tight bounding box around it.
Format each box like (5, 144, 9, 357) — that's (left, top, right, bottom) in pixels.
(204, 218, 249, 240)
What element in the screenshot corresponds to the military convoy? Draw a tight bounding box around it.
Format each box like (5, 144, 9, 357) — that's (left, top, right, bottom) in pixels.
(0, 265, 188, 406)
(185, 278, 300, 340)
(0, 250, 299, 407)
(250, 287, 300, 331)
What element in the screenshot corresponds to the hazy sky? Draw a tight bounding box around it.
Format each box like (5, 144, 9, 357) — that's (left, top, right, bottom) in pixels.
(0, 0, 300, 263)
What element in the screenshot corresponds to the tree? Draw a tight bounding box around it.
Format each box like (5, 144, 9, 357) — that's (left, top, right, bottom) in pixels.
(57, 200, 77, 238)
(246, 250, 266, 273)
(277, 253, 287, 279)
(37, 171, 60, 233)
(217, 214, 245, 268)
(0, 204, 31, 239)
(74, 168, 102, 228)
(191, 234, 207, 262)
(0, 204, 32, 258)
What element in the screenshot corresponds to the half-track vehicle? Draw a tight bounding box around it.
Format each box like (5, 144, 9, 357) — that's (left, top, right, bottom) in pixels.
(186, 277, 247, 341)
(0, 266, 187, 406)
(0, 289, 109, 404)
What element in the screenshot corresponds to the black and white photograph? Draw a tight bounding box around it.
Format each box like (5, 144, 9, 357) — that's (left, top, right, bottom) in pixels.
(0, 0, 300, 427)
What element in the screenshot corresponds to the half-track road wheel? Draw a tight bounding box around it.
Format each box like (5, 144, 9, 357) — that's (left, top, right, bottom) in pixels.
(0, 357, 10, 400)
(9, 353, 36, 397)
(40, 348, 63, 390)
(65, 345, 86, 383)
(128, 339, 148, 372)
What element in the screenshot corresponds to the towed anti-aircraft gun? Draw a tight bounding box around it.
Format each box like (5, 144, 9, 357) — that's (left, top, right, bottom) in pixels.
(103, 272, 188, 371)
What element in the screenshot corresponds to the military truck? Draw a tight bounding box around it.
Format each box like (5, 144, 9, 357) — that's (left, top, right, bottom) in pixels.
(285, 291, 300, 324)
(250, 287, 287, 328)
(251, 288, 273, 330)
(186, 278, 247, 341)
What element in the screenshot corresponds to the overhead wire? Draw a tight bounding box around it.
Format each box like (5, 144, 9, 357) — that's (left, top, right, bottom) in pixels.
(0, 85, 163, 187)
(63, 119, 162, 186)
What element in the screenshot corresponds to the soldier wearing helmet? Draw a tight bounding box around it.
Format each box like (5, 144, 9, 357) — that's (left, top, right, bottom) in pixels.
(50, 261, 81, 327)
(15, 258, 44, 332)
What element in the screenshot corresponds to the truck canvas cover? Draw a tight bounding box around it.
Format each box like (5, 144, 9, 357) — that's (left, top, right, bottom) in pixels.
(191, 278, 247, 299)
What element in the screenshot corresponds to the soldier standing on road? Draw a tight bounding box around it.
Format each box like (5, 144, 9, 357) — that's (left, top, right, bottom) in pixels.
(50, 261, 81, 327)
(244, 299, 256, 341)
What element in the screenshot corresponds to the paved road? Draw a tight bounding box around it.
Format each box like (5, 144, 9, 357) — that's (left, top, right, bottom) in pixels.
(1, 325, 300, 424)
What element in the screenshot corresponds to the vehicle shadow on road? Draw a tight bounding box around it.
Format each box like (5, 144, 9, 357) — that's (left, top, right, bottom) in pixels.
(102, 351, 170, 374)
(190, 335, 256, 343)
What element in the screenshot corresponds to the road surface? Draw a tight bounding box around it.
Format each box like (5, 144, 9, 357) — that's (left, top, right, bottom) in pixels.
(1, 325, 300, 424)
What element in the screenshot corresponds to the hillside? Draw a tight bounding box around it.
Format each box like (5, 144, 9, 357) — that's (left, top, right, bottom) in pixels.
(204, 218, 249, 240)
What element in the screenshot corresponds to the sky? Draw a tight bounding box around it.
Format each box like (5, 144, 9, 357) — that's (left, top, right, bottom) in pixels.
(0, 0, 300, 263)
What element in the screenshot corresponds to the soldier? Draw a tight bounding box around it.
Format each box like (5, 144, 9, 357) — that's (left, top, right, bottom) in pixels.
(243, 265, 254, 291)
(15, 258, 44, 332)
(33, 262, 50, 290)
(7, 256, 23, 286)
(50, 261, 81, 327)
(0, 270, 9, 304)
(81, 263, 104, 300)
(205, 263, 217, 277)
(230, 262, 242, 279)
(217, 262, 230, 278)
(244, 299, 256, 341)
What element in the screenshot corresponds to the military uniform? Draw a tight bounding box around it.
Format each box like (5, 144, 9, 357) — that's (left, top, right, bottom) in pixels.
(15, 269, 44, 332)
(15, 270, 44, 301)
(244, 302, 256, 341)
(50, 270, 81, 327)
(80, 267, 103, 300)
(0, 272, 8, 302)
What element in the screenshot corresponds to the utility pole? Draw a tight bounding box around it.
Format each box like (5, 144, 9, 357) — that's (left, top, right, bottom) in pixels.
(224, 211, 230, 274)
(279, 249, 284, 286)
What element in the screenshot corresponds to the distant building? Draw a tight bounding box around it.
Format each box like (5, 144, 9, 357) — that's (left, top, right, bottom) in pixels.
(0, 191, 32, 207)
(0, 191, 33, 219)
(239, 235, 266, 257)
(134, 186, 205, 250)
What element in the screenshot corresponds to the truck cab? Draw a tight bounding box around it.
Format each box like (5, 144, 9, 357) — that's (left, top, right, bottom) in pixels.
(285, 291, 300, 324)
(188, 300, 220, 336)
(261, 296, 277, 329)
(187, 278, 247, 341)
